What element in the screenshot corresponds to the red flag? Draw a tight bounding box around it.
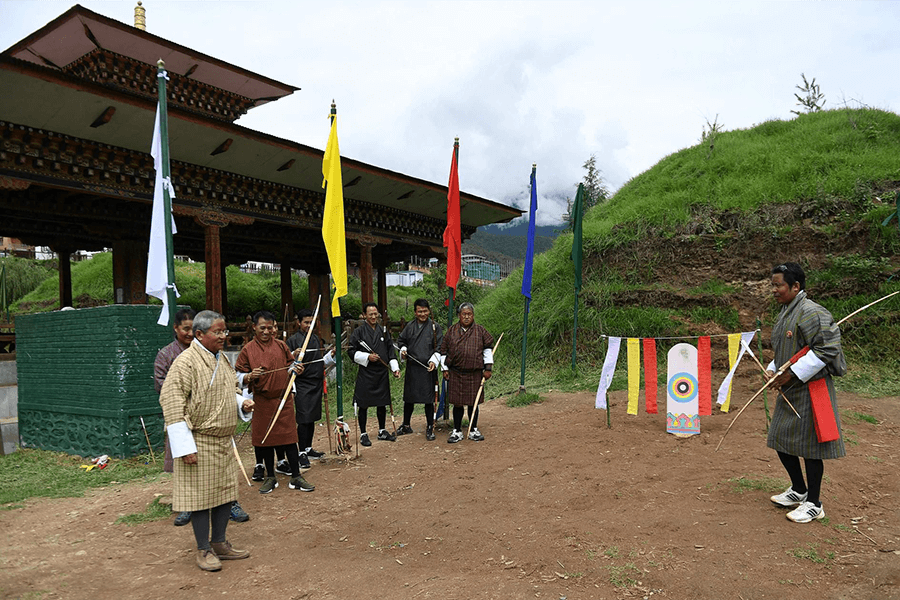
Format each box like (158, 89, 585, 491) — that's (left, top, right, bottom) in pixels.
(443, 140, 461, 290)
(698, 336, 712, 415)
(642, 338, 658, 414)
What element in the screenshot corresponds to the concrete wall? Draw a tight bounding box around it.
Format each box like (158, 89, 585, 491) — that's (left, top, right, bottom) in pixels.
(0, 360, 17, 455)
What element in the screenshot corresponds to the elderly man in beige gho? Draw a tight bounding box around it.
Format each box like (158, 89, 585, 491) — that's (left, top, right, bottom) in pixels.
(159, 310, 254, 572)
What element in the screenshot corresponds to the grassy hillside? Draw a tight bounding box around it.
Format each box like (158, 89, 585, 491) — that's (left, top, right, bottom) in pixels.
(477, 108, 900, 397)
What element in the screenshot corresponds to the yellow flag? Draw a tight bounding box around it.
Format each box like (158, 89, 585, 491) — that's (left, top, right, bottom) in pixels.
(627, 337, 640, 415)
(721, 333, 741, 412)
(322, 116, 347, 316)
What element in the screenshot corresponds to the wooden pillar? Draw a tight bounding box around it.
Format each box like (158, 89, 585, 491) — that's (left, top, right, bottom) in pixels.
(56, 247, 73, 308)
(112, 240, 149, 304)
(204, 224, 223, 314)
(358, 240, 375, 306)
(280, 260, 293, 336)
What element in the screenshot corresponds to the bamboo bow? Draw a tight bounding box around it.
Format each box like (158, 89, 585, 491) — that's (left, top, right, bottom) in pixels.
(716, 289, 900, 452)
(466, 333, 503, 439)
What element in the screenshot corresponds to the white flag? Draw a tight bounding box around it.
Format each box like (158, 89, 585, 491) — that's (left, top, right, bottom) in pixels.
(716, 331, 757, 406)
(595, 336, 622, 409)
(145, 103, 178, 326)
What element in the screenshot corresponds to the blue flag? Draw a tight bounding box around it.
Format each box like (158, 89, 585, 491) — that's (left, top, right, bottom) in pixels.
(521, 166, 538, 302)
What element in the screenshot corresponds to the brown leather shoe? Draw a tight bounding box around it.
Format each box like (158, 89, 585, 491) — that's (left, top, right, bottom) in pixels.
(197, 549, 222, 571)
(211, 540, 250, 560)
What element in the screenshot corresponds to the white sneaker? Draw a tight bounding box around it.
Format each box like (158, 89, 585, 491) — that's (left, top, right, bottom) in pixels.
(447, 430, 463, 444)
(786, 501, 825, 523)
(467, 428, 485, 441)
(770, 487, 808, 508)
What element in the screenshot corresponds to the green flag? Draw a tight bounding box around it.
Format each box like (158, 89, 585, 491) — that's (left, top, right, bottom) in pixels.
(571, 183, 585, 293)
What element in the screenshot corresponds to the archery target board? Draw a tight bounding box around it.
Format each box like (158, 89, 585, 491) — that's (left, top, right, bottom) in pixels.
(666, 343, 700, 436)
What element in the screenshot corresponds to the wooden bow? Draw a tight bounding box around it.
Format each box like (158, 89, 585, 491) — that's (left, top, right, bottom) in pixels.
(260, 295, 321, 445)
(466, 333, 503, 439)
(716, 289, 900, 452)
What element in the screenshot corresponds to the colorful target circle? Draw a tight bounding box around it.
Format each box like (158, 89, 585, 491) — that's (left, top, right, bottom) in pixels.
(668, 372, 698, 403)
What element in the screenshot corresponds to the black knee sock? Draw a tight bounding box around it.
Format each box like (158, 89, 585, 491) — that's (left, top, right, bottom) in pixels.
(257, 446, 276, 477)
(298, 422, 315, 450)
(425, 405, 434, 428)
(254, 446, 266, 467)
(377, 405, 387, 430)
(403, 402, 414, 427)
(453, 405, 464, 431)
(804, 458, 824, 505)
(777, 451, 807, 494)
(275, 446, 286, 461)
(358, 408, 368, 434)
(281, 443, 301, 477)
(209, 502, 231, 544)
(467, 405, 479, 429)
(191, 508, 211, 550)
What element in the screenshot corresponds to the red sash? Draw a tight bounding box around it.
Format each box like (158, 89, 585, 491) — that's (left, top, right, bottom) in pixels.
(808, 378, 839, 442)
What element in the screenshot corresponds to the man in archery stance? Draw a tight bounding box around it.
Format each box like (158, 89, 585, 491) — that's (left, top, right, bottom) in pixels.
(439, 302, 494, 443)
(159, 310, 253, 571)
(397, 299, 443, 441)
(236, 310, 314, 494)
(348, 303, 400, 446)
(766, 262, 845, 523)
(287, 308, 335, 466)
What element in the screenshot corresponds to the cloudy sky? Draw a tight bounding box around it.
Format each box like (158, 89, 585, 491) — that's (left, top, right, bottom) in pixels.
(3, 1, 899, 226)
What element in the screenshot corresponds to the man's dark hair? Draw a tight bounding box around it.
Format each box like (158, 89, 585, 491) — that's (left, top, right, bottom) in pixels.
(413, 298, 430, 310)
(174, 308, 196, 325)
(296, 308, 314, 321)
(363, 302, 379, 314)
(252, 310, 277, 324)
(772, 262, 805, 290)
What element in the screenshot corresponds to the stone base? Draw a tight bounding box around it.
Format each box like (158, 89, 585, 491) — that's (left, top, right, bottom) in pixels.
(0, 417, 18, 455)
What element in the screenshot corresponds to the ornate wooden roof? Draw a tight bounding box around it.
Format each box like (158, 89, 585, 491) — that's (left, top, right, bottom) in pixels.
(0, 5, 521, 271)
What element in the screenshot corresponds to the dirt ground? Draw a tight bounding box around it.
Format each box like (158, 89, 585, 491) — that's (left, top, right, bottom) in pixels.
(1, 376, 898, 600)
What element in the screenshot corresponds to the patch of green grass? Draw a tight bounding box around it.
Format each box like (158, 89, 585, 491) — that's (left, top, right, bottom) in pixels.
(688, 306, 741, 331)
(604, 546, 619, 558)
(115, 496, 171, 525)
(0, 448, 164, 506)
(841, 410, 878, 425)
(867, 456, 883, 463)
(505, 392, 543, 407)
(688, 279, 738, 296)
(788, 543, 829, 564)
(607, 563, 641, 588)
(833, 523, 852, 532)
(725, 475, 788, 494)
(844, 429, 859, 446)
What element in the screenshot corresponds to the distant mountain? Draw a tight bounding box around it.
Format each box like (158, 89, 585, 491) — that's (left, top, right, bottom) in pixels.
(480, 222, 564, 239)
(462, 226, 557, 262)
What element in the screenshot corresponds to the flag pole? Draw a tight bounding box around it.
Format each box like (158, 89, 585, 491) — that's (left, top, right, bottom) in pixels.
(570, 183, 585, 372)
(327, 101, 344, 419)
(571, 290, 579, 370)
(156, 60, 177, 326)
(519, 164, 537, 393)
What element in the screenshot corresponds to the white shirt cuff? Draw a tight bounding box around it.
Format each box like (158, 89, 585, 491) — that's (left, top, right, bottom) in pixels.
(354, 351, 370, 367)
(167, 421, 197, 457)
(390, 359, 400, 372)
(399, 345, 408, 358)
(766, 360, 776, 372)
(429, 352, 441, 368)
(323, 351, 336, 368)
(791, 351, 827, 382)
(237, 372, 250, 388)
(440, 354, 448, 371)
(483, 348, 494, 364)
(236, 394, 252, 422)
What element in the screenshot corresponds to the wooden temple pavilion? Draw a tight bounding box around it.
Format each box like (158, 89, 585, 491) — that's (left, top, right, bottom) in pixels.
(0, 4, 522, 328)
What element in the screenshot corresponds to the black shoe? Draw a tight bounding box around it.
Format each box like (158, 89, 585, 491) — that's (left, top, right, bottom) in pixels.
(174, 511, 191, 526)
(251, 463, 265, 482)
(299, 452, 311, 469)
(274, 459, 291, 475)
(425, 426, 435, 441)
(360, 432, 372, 447)
(306, 448, 325, 459)
(377, 429, 397, 442)
(396, 424, 414, 436)
(229, 501, 250, 522)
